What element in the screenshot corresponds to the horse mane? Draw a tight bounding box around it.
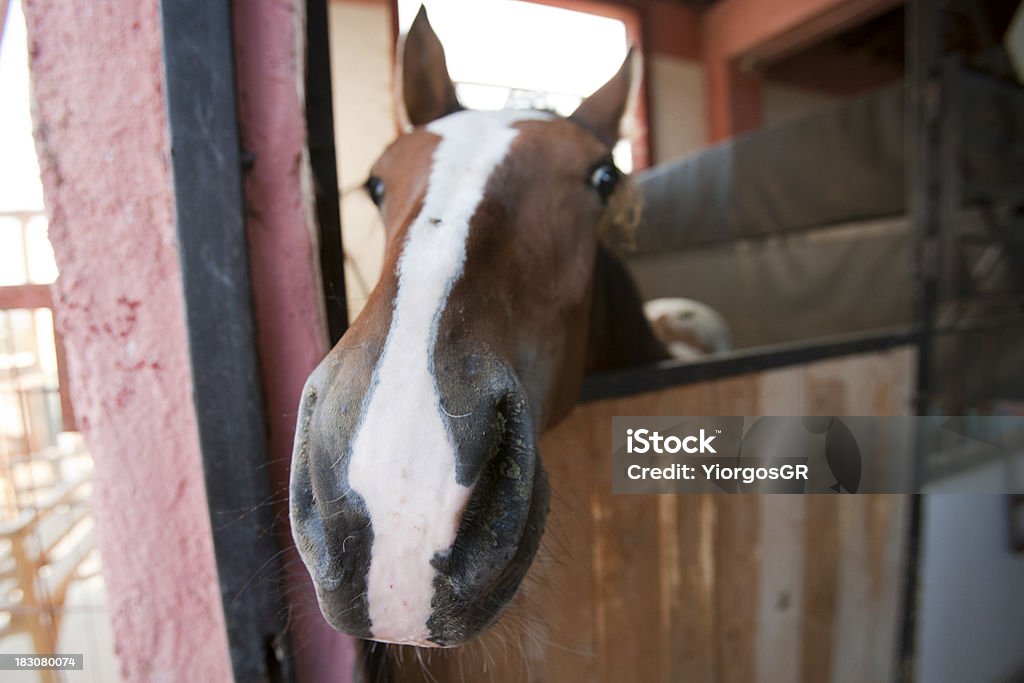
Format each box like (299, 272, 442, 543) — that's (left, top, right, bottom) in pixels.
(586, 246, 669, 373)
(583, 167, 669, 373)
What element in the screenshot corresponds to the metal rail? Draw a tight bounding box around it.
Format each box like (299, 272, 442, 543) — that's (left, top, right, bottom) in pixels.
(160, 1, 294, 680)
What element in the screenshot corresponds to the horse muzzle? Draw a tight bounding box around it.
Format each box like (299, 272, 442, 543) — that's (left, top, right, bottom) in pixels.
(290, 357, 549, 647)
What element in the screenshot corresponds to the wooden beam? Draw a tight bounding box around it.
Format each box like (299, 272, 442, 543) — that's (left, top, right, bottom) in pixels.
(741, 0, 903, 68)
(701, 0, 902, 141)
(643, 0, 701, 61)
(52, 322, 76, 431)
(0, 284, 77, 431)
(703, 0, 902, 66)
(764, 44, 904, 96)
(705, 52, 763, 142)
(0, 284, 51, 310)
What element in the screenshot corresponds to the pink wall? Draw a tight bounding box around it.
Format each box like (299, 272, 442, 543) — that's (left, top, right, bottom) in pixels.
(232, 0, 356, 680)
(22, 1, 232, 681)
(23, 0, 354, 680)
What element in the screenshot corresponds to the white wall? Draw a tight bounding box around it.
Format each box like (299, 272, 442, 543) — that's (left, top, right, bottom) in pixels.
(647, 54, 707, 164)
(645, 60, 836, 164)
(917, 494, 1024, 683)
(328, 0, 396, 321)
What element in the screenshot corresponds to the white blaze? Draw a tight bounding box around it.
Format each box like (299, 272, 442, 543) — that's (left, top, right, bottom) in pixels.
(347, 110, 552, 645)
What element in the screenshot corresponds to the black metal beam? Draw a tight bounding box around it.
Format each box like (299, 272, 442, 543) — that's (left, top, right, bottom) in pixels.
(907, 0, 947, 417)
(307, 0, 349, 345)
(160, 1, 293, 680)
(580, 328, 917, 403)
(899, 1, 948, 680)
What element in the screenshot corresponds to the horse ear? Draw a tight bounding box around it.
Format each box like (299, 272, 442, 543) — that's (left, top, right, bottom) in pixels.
(399, 6, 461, 128)
(570, 47, 638, 147)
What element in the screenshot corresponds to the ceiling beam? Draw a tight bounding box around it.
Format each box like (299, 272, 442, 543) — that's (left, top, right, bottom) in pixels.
(705, 0, 903, 68)
(702, 0, 903, 141)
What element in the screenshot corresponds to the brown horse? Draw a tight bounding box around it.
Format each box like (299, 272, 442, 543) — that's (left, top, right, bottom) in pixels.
(289, 4, 665, 663)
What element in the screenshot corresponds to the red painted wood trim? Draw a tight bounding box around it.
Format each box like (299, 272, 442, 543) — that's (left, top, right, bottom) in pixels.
(701, 0, 899, 142)
(704, 55, 762, 143)
(643, 0, 700, 61)
(740, 0, 904, 67)
(765, 45, 903, 96)
(52, 322, 76, 431)
(703, 0, 901, 65)
(0, 284, 77, 430)
(0, 283, 51, 309)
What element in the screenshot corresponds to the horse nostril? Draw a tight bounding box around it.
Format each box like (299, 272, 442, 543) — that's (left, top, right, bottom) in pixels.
(425, 388, 549, 644)
(443, 390, 539, 574)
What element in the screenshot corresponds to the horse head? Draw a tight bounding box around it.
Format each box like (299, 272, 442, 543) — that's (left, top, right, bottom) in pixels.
(290, 7, 661, 647)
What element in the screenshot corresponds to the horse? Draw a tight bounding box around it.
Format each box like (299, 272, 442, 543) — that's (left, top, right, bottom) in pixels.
(289, 6, 667, 677)
(644, 297, 732, 360)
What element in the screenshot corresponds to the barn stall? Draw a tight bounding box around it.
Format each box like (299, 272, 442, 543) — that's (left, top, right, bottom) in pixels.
(379, 73, 930, 683)
(378, 2, 1024, 679)
(15, 0, 1023, 681)
(383, 348, 914, 683)
(629, 68, 1024, 413)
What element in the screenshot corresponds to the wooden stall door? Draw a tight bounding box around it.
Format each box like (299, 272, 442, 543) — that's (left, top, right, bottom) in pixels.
(393, 347, 913, 682)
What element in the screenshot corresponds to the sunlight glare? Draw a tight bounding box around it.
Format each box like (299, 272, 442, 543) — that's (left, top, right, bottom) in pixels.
(397, 0, 633, 170)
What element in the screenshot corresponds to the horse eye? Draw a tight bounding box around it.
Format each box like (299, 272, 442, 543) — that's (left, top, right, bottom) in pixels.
(364, 176, 385, 207)
(589, 163, 620, 202)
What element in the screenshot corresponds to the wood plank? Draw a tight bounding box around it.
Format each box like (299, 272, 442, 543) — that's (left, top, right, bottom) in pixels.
(828, 493, 909, 683)
(713, 374, 761, 416)
(888, 348, 915, 416)
(0, 283, 52, 310)
(758, 363, 810, 416)
(830, 495, 871, 683)
(713, 494, 762, 683)
(393, 350, 915, 682)
(865, 494, 909, 682)
(535, 405, 600, 683)
(800, 494, 841, 683)
(805, 356, 850, 415)
(659, 382, 719, 683)
(756, 495, 807, 683)
(708, 375, 762, 683)
(588, 393, 664, 683)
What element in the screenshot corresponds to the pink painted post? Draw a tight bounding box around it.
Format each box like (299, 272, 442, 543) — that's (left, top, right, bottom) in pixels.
(23, 1, 233, 682)
(23, 0, 353, 679)
(232, 1, 356, 681)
